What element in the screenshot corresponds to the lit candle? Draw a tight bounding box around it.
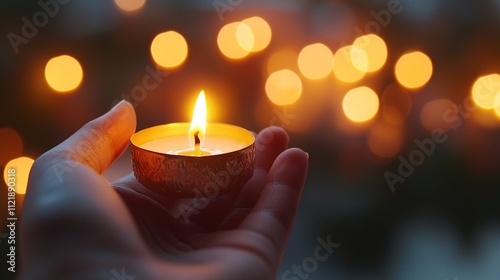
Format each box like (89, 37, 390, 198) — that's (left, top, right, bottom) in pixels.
(130, 90, 255, 196)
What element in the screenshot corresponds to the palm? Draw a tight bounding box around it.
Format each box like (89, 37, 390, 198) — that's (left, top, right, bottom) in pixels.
(111, 128, 296, 279)
(20, 102, 308, 280)
(111, 177, 274, 280)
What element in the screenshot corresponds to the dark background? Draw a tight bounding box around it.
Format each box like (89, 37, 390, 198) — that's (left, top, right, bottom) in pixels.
(1, 0, 500, 279)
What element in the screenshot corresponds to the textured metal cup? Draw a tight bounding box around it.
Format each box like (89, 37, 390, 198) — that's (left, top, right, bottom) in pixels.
(130, 123, 255, 197)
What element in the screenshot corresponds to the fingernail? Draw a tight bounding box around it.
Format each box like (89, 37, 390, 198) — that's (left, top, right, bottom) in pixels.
(305, 152, 309, 160)
(111, 99, 126, 111)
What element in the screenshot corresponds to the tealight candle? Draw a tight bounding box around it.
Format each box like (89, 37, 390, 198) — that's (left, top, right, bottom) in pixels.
(130, 91, 255, 196)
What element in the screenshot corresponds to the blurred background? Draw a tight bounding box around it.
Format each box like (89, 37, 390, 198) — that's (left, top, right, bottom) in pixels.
(1, 0, 500, 279)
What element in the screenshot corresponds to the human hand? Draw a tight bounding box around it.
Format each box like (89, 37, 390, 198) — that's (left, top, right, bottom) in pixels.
(20, 100, 308, 280)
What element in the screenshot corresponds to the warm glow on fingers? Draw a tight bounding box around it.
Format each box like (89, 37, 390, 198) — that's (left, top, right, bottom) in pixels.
(45, 55, 83, 93)
(395, 51, 433, 89)
(4, 157, 35, 195)
(342, 86, 379, 122)
(114, 0, 146, 12)
(298, 43, 334, 80)
(151, 31, 188, 68)
(265, 69, 302, 106)
(471, 74, 500, 110)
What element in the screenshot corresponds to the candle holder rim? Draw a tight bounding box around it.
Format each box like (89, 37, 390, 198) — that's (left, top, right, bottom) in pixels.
(130, 122, 255, 158)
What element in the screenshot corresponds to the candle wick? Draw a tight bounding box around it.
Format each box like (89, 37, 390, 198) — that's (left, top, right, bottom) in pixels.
(194, 130, 201, 153)
(194, 131, 200, 146)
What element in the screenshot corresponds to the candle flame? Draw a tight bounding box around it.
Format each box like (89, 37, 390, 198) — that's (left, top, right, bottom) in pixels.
(189, 90, 206, 149)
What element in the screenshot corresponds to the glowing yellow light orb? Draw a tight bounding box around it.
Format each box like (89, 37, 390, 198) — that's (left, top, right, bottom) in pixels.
(45, 55, 83, 93)
(494, 92, 500, 117)
(333, 46, 366, 83)
(471, 73, 500, 110)
(114, 0, 146, 12)
(151, 31, 188, 68)
(241, 16, 272, 52)
(394, 51, 433, 89)
(236, 22, 254, 52)
(352, 34, 388, 72)
(218, 22, 252, 60)
(4, 157, 35, 195)
(342, 86, 379, 122)
(265, 69, 302, 106)
(349, 45, 369, 73)
(298, 43, 334, 80)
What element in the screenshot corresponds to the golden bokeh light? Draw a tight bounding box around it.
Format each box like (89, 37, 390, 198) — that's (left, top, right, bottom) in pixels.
(241, 16, 272, 52)
(114, 0, 146, 12)
(4, 157, 35, 195)
(342, 86, 379, 123)
(218, 22, 252, 60)
(297, 43, 334, 80)
(236, 22, 254, 52)
(151, 31, 188, 68)
(45, 55, 83, 93)
(471, 73, 500, 110)
(494, 93, 500, 117)
(265, 69, 302, 106)
(368, 122, 403, 158)
(394, 51, 433, 89)
(380, 84, 412, 125)
(349, 45, 369, 73)
(333, 46, 366, 83)
(266, 50, 298, 75)
(419, 99, 456, 132)
(352, 34, 388, 72)
(0, 128, 23, 167)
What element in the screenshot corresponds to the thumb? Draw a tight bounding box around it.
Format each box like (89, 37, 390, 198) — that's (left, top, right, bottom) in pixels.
(40, 100, 136, 175)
